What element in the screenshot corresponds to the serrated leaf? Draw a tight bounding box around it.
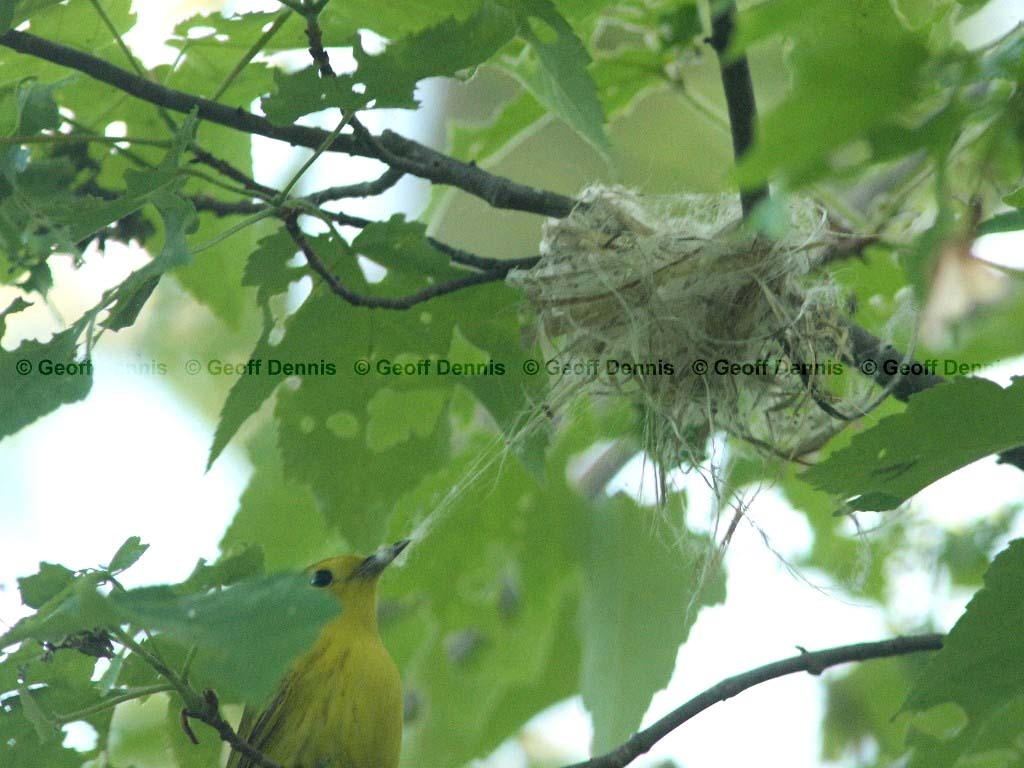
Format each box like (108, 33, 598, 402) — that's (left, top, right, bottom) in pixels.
(801, 377, 1024, 511)
(352, 0, 516, 109)
(263, 2, 515, 121)
(102, 275, 161, 332)
(243, 230, 304, 307)
(500, 0, 607, 150)
(580, 495, 725, 753)
(176, 546, 265, 594)
(110, 573, 335, 704)
(106, 537, 150, 574)
(905, 540, 1024, 715)
(0, 319, 92, 441)
(17, 563, 76, 610)
(1, 572, 111, 649)
(904, 540, 1024, 768)
(352, 216, 460, 278)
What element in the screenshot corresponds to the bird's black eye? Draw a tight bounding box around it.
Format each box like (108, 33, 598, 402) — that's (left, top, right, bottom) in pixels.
(310, 569, 333, 588)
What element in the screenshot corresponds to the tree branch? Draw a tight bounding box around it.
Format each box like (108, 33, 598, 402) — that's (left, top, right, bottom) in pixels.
(708, 2, 768, 217)
(307, 167, 405, 205)
(182, 689, 284, 768)
(188, 146, 278, 198)
(0, 29, 574, 217)
(565, 634, 944, 768)
(284, 215, 516, 309)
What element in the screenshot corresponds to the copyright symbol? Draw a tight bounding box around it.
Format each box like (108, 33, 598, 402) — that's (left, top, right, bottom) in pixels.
(354, 359, 370, 375)
(523, 359, 540, 375)
(185, 359, 202, 375)
(691, 358, 708, 375)
(859, 358, 878, 375)
(15, 359, 31, 375)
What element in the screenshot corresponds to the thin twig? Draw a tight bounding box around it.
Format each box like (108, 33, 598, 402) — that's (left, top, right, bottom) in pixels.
(183, 689, 284, 768)
(0, 29, 573, 217)
(284, 214, 515, 310)
(0, 133, 170, 147)
(304, 14, 334, 77)
(564, 634, 944, 768)
(425, 237, 540, 271)
(307, 167, 405, 204)
(189, 146, 278, 198)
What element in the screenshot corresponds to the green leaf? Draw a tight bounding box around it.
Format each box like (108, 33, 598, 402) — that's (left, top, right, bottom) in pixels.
(101, 275, 161, 332)
(905, 540, 1024, 714)
(1, 572, 114, 649)
(351, 0, 516, 110)
(904, 540, 1024, 767)
(580, 495, 725, 753)
(500, 0, 608, 150)
(106, 537, 150, 575)
(17, 563, 76, 610)
(801, 377, 1024, 511)
(352, 216, 460, 279)
(1004, 187, 1024, 208)
(242, 229, 304, 308)
(263, 2, 515, 120)
(386, 433, 586, 767)
(213, 226, 476, 545)
(220, 425, 335, 573)
(448, 78, 546, 163)
(823, 656, 925, 764)
(206, 312, 282, 470)
(0, 319, 92, 441)
(110, 573, 335, 704)
(16, 687, 56, 743)
(977, 210, 1024, 235)
(660, 2, 702, 45)
(734, 0, 930, 186)
(176, 546, 266, 594)
(284, 0, 484, 43)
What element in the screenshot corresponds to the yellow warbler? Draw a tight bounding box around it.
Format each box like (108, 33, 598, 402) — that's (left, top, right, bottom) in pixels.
(226, 540, 408, 768)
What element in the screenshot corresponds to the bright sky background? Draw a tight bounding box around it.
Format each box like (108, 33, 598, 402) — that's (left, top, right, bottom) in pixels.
(3, 1, 1024, 766)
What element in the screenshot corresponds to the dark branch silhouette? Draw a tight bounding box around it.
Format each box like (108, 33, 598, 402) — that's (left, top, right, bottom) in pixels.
(0, 29, 575, 217)
(283, 214, 518, 310)
(564, 634, 944, 768)
(708, 3, 767, 216)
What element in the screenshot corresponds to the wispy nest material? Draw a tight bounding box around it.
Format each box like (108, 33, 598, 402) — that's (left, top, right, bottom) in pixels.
(508, 185, 858, 465)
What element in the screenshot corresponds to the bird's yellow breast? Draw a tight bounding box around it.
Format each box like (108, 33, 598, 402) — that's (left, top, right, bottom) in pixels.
(262, 617, 403, 768)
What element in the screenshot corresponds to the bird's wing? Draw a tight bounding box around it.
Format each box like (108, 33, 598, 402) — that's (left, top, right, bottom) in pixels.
(225, 681, 290, 768)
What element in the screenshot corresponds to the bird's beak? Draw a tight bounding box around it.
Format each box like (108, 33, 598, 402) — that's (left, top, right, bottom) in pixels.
(351, 539, 411, 580)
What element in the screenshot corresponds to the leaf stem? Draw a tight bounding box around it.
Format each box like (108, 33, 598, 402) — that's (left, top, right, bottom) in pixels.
(211, 10, 292, 103)
(53, 683, 175, 725)
(277, 110, 355, 202)
(86, 0, 177, 133)
(191, 208, 278, 255)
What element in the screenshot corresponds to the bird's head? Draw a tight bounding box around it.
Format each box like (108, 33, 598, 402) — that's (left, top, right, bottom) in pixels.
(307, 539, 410, 628)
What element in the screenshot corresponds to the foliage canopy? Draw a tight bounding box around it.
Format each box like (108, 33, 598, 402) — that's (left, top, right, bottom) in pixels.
(2, 0, 1024, 767)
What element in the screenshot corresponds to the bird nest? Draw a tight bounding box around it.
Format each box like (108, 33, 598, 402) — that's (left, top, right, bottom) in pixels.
(507, 185, 861, 466)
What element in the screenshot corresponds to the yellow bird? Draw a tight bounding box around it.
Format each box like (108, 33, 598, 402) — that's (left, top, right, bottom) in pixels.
(227, 540, 408, 768)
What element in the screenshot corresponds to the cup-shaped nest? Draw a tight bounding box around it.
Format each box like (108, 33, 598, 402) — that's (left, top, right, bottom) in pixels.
(508, 185, 854, 462)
